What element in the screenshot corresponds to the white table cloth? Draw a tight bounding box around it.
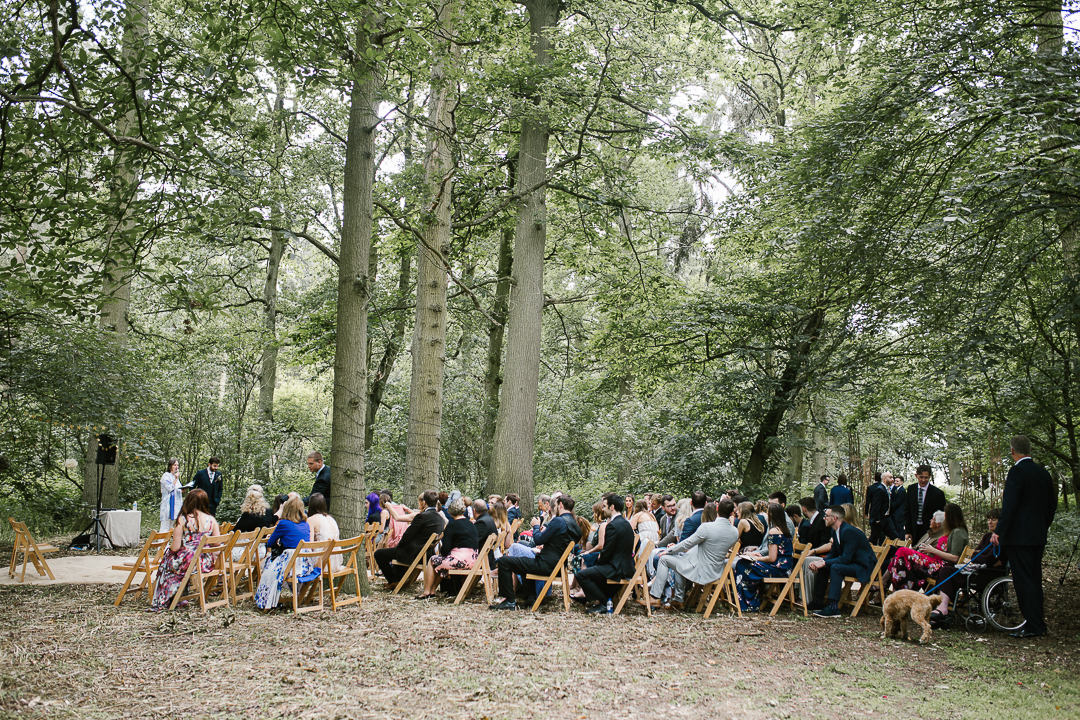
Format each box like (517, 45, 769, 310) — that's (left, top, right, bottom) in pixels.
(94, 510, 142, 548)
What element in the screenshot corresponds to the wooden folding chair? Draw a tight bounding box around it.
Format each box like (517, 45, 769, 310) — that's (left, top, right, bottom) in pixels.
(282, 539, 334, 615)
(362, 522, 381, 578)
(839, 542, 892, 618)
(169, 533, 237, 612)
(390, 533, 439, 595)
(449, 534, 499, 605)
(113, 530, 172, 606)
(227, 529, 263, 606)
(323, 537, 364, 610)
(524, 543, 576, 612)
(765, 540, 812, 617)
(698, 541, 742, 620)
(219, 522, 234, 534)
(8, 519, 58, 582)
(613, 540, 655, 616)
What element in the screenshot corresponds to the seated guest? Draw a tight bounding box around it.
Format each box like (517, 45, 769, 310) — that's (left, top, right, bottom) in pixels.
(734, 503, 794, 611)
(505, 493, 522, 523)
(307, 493, 341, 571)
(489, 502, 514, 555)
(417, 499, 479, 599)
(841, 503, 862, 531)
(829, 474, 854, 506)
(255, 496, 311, 610)
(272, 494, 289, 518)
(798, 496, 832, 601)
(787, 504, 807, 539)
(679, 491, 707, 542)
(931, 507, 1007, 624)
(649, 500, 739, 610)
(366, 492, 387, 528)
(570, 503, 603, 586)
(882, 509, 952, 592)
(234, 484, 275, 533)
(384, 494, 420, 548)
(473, 499, 498, 565)
(374, 490, 446, 590)
(736, 501, 765, 550)
(629, 498, 660, 548)
(809, 505, 876, 617)
(656, 497, 691, 547)
(623, 494, 635, 520)
(151, 489, 220, 611)
(656, 495, 678, 541)
(490, 495, 582, 610)
(575, 495, 636, 613)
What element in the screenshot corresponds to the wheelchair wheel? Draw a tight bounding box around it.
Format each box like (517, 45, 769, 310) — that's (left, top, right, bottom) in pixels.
(982, 576, 1025, 632)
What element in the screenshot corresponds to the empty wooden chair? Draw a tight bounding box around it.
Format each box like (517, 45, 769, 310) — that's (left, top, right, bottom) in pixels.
(390, 533, 439, 595)
(8, 519, 58, 582)
(323, 536, 364, 611)
(169, 533, 237, 612)
(524, 543, 576, 612)
(612, 540, 654, 616)
(113, 530, 172, 606)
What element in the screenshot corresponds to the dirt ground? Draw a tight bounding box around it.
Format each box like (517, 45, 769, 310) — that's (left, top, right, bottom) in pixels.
(2, 542, 1079, 720)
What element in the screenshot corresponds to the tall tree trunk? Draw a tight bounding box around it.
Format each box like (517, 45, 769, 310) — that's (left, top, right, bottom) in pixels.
(488, 0, 558, 516)
(330, 17, 382, 585)
(811, 395, 827, 485)
(478, 180, 515, 491)
(404, 0, 459, 502)
(743, 309, 825, 489)
(82, 0, 148, 510)
(785, 395, 807, 488)
(366, 250, 412, 450)
(945, 418, 962, 485)
(255, 82, 289, 482)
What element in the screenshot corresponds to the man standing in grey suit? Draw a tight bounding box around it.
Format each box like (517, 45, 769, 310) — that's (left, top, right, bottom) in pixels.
(649, 499, 739, 610)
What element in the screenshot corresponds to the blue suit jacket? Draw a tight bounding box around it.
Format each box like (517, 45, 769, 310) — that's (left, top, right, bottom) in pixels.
(824, 522, 876, 582)
(679, 509, 703, 543)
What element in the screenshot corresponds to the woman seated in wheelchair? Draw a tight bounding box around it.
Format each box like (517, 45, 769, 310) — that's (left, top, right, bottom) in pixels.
(929, 507, 1008, 626)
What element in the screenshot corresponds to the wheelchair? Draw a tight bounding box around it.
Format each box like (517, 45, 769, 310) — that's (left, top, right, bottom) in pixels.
(951, 563, 1025, 633)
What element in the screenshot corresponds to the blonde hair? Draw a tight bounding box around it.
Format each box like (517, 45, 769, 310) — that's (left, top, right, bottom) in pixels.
(738, 501, 764, 533)
(841, 503, 861, 530)
(239, 485, 269, 515)
(490, 503, 510, 532)
(281, 496, 307, 524)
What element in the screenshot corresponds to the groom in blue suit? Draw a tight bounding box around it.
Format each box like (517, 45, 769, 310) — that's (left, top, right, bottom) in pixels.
(808, 505, 877, 617)
(192, 457, 223, 516)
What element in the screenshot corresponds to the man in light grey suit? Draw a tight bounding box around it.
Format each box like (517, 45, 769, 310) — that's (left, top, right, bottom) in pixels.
(649, 499, 739, 610)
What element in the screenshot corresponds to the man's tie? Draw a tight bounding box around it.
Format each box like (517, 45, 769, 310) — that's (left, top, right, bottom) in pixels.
(918, 486, 926, 524)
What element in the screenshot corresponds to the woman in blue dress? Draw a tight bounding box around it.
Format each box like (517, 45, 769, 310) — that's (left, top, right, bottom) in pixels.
(734, 503, 793, 612)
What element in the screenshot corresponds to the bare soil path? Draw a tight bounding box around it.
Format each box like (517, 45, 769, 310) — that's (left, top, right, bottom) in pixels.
(1, 546, 1078, 719)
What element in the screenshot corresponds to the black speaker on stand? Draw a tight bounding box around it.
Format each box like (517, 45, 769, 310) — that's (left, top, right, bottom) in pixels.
(89, 434, 117, 552)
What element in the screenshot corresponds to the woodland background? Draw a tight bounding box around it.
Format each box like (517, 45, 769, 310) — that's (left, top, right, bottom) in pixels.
(1, 0, 1079, 541)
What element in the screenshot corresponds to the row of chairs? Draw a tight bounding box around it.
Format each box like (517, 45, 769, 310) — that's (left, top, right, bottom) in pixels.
(113, 526, 364, 614)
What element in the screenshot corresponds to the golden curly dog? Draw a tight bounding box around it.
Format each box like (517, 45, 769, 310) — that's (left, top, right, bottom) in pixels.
(880, 589, 942, 644)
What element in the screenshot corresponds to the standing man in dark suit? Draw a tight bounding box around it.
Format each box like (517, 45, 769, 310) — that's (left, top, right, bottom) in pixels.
(992, 435, 1057, 638)
(904, 465, 946, 543)
(192, 457, 223, 517)
(575, 494, 636, 613)
(808, 505, 877, 617)
(491, 495, 581, 610)
(814, 475, 830, 518)
(374, 489, 445, 589)
(889, 474, 906, 540)
(306, 451, 331, 502)
(864, 472, 891, 545)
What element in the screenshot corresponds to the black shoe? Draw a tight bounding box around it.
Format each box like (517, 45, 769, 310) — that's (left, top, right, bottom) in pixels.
(1009, 629, 1045, 638)
(571, 596, 590, 607)
(807, 600, 825, 612)
(489, 600, 516, 611)
(813, 603, 842, 618)
(587, 604, 612, 615)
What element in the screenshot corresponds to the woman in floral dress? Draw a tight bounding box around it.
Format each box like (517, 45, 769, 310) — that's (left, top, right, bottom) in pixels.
(885, 505, 968, 592)
(255, 496, 311, 610)
(734, 503, 794, 612)
(151, 489, 219, 611)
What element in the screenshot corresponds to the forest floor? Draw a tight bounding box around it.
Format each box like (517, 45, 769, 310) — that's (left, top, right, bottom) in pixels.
(1, 539, 1079, 720)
